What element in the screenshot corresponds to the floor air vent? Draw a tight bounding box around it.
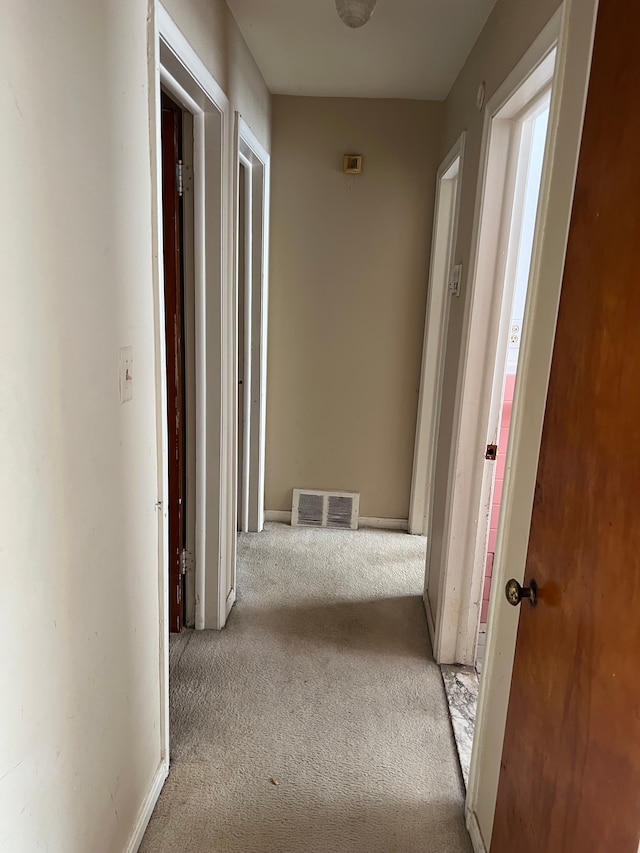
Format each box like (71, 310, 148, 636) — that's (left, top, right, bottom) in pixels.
(292, 489, 360, 530)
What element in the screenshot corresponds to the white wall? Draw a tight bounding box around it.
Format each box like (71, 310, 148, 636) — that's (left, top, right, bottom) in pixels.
(0, 1, 269, 849)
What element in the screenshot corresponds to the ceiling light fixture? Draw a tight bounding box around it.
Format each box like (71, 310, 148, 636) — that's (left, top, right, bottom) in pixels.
(335, 0, 377, 28)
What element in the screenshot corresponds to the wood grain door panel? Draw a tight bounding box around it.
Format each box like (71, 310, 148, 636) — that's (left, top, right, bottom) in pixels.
(161, 92, 185, 634)
(491, 2, 640, 850)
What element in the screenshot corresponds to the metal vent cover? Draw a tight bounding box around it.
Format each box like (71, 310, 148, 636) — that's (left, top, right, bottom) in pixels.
(291, 489, 360, 530)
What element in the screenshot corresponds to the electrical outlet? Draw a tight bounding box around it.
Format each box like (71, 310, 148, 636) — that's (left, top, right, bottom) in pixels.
(119, 346, 133, 403)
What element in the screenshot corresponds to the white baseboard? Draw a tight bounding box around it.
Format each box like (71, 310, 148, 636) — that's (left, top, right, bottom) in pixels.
(264, 510, 409, 532)
(264, 510, 291, 524)
(359, 517, 408, 531)
(466, 807, 488, 853)
(124, 759, 169, 853)
(225, 587, 237, 619)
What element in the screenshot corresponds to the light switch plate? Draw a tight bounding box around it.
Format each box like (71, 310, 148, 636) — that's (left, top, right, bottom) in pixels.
(119, 346, 133, 403)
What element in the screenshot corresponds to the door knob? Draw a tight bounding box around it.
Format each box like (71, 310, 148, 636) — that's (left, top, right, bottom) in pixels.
(505, 578, 537, 607)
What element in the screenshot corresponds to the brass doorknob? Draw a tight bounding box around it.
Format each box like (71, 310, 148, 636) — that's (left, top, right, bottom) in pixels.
(505, 578, 537, 607)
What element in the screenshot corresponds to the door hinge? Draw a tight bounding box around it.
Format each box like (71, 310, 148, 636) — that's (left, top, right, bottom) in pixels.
(180, 548, 189, 576)
(176, 160, 183, 197)
(183, 163, 193, 194)
(485, 444, 498, 460)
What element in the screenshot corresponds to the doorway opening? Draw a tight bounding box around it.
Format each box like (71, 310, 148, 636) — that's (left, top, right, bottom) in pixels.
(153, 5, 233, 789)
(160, 90, 196, 634)
(409, 134, 465, 543)
(229, 114, 270, 617)
(234, 115, 270, 538)
(237, 159, 249, 533)
(475, 98, 550, 676)
(437, 48, 557, 786)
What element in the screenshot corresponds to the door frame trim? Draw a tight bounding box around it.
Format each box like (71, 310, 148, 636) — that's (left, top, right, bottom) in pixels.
(159, 90, 187, 634)
(234, 114, 270, 539)
(409, 133, 465, 539)
(464, 0, 599, 848)
(150, 0, 233, 764)
(432, 19, 560, 668)
(155, 4, 232, 634)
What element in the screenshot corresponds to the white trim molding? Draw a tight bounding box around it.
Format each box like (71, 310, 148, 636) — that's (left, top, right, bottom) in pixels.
(153, 1, 232, 637)
(264, 509, 292, 524)
(432, 10, 562, 669)
(359, 517, 408, 531)
(264, 510, 408, 531)
(234, 114, 271, 537)
(123, 760, 169, 853)
(465, 0, 599, 848)
(466, 809, 488, 853)
(149, 0, 234, 808)
(409, 133, 465, 537)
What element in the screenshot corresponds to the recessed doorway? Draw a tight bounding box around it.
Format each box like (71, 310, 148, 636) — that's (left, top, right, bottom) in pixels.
(437, 44, 558, 786)
(160, 89, 195, 634)
(234, 115, 270, 539)
(475, 97, 550, 676)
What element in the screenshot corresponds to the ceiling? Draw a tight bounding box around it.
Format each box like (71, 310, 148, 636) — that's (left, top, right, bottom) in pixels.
(226, 0, 498, 100)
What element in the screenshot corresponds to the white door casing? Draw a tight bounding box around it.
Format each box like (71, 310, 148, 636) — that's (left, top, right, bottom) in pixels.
(150, 0, 233, 780)
(234, 115, 270, 539)
(409, 134, 465, 541)
(462, 1, 599, 849)
(429, 19, 560, 670)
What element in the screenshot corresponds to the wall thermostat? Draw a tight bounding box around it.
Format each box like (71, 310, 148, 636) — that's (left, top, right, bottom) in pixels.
(343, 154, 363, 174)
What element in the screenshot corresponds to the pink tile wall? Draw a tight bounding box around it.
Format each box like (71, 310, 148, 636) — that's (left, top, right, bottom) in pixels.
(480, 373, 516, 627)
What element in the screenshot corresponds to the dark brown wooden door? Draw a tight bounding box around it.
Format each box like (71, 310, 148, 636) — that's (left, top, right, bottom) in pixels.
(491, 3, 640, 851)
(161, 92, 185, 634)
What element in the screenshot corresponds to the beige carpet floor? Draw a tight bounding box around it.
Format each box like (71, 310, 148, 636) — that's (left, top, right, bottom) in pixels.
(140, 523, 472, 853)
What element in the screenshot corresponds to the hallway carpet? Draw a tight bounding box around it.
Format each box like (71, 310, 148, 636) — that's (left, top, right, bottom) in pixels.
(140, 523, 472, 853)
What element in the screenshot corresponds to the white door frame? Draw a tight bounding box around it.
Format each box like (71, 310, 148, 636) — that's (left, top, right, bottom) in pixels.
(233, 115, 270, 538)
(460, 1, 599, 850)
(449, 77, 554, 667)
(409, 134, 465, 538)
(431, 14, 561, 669)
(150, 0, 234, 763)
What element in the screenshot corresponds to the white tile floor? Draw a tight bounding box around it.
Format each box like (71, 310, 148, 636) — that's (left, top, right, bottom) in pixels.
(440, 627, 486, 786)
(441, 666, 479, 787)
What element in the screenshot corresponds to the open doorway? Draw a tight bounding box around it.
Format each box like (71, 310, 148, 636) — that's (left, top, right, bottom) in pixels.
(229, 114, 270, 617)
(234, 115, 270, 538)
(160, 90, 196, 634)
(436, 46, 558, 786)
(476, 98, 550, 675)
(237, 159, 249, 533)
(153, 6, 234, 786)
(409, 134, 465, 541)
